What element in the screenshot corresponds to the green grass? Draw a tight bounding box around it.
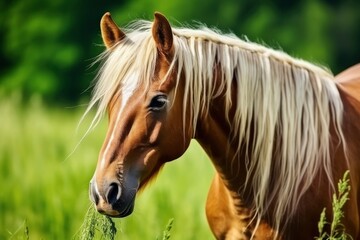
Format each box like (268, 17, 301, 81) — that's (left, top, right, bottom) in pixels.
(75, 206, 117, 240)
(0, 93, 214, 239)
(316, 170, 351, 240)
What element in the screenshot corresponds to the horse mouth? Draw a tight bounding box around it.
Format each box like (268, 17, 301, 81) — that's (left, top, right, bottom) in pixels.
(97, 194, 136, 218)
(108, 198, 135, 218)
(113, 202, 135, 218)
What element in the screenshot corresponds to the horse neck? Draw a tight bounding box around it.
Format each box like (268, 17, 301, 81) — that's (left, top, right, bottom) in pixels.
(194, 77, 251, 197)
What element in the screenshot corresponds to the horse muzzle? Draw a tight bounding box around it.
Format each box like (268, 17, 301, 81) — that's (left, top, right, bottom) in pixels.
(89, 177, 137, 217)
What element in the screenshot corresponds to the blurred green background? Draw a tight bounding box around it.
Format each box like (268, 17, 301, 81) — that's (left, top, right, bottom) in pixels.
(1, 0, 359, 102)
(0, 0, 359, 239)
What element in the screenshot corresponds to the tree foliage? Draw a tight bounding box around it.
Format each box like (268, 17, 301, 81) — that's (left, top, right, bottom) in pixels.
(1, 0, 359, 103)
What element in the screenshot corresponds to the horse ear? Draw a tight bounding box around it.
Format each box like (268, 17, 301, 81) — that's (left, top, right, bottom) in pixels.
(100, 12, 126, 49)
(152, 12, 174, 57)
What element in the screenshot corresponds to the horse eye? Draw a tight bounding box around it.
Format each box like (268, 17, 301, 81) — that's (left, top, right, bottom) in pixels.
(148, 94, 168, 111)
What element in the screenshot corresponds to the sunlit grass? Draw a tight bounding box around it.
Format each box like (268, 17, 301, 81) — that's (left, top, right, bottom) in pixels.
(0, 93, 214, 239)
(316, 170, 352, 240)
(75, 206, 117, 240)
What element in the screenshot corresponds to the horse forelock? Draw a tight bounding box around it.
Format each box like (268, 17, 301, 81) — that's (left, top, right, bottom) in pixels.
(86, 20, 346, 234)
(85, 22, 156, 131)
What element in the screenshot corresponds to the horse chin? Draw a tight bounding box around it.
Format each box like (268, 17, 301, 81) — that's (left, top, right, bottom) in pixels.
(99, 198, 135, 218)
(111, 189, 137, 218)
(112, 202, 135, 218)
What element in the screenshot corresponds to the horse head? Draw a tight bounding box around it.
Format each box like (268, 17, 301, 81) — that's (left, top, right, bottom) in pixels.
(89, 12, 191, 217)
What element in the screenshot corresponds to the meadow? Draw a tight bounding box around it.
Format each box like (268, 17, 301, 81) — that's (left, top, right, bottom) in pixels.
(0, 93, 214, 239)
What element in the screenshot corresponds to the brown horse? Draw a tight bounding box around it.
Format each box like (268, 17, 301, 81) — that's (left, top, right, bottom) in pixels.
(87, 12, 360, 239)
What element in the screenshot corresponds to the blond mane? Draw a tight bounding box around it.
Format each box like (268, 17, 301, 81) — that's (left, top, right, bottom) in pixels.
(86, 20, 346, 234)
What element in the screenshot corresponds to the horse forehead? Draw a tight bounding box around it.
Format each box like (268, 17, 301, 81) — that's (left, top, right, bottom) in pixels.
(114, 72, 140, 113)
(122, 72, 140, 97)
(107, 73, 140, 124)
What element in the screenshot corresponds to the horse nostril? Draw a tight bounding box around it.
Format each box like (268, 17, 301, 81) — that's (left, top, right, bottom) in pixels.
(89, 181, 99, 205)
(106, 182, 121, 205)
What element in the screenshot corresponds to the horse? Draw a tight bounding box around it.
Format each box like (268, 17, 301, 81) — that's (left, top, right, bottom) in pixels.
(87, 12, 360, 239)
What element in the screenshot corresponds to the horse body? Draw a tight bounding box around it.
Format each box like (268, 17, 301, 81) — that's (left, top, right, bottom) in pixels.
(87, 12, 360, 239)
(198, 63, 360, 239)
(335, 64, 360, 239)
